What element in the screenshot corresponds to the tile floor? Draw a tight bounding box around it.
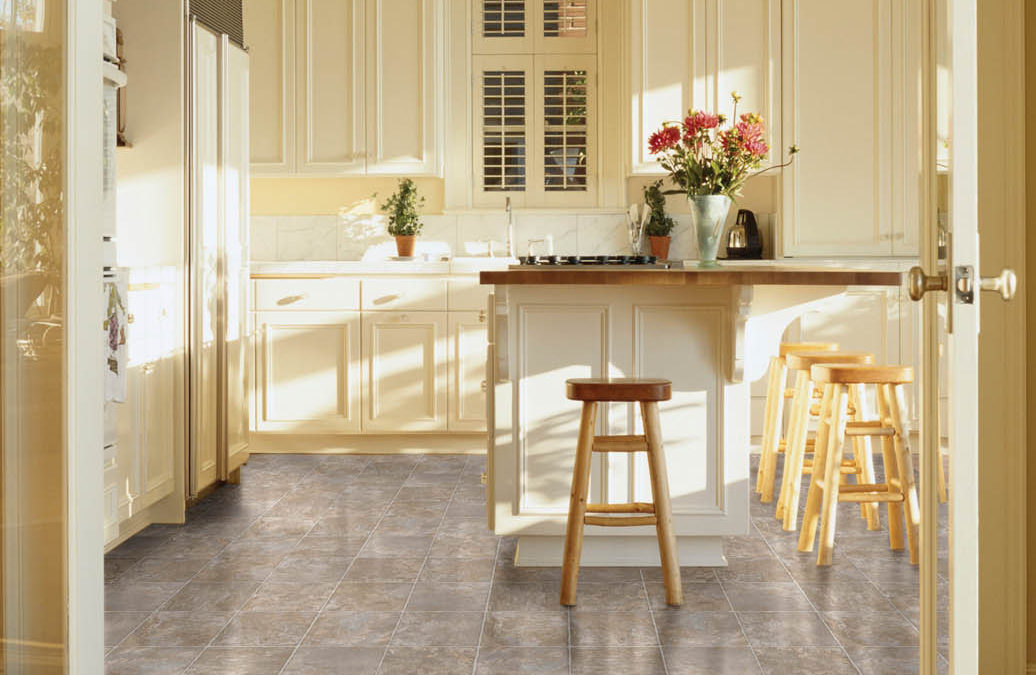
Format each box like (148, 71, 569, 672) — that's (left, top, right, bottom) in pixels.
(105, 453, 946, 674)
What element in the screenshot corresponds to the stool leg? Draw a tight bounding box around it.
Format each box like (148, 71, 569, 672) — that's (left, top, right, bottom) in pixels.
(876, 384, 905, 551)
(561, 401, 597, 606)
(777, 371, 810, 520)
(850, 384, 881, 530)
(779, 373, 813, 530)
(756, 357, 777, 494)
(641, 401, 683, 606)
(759, 357, 787, 502)
(798, 384, 832, 552)
(817, 384, 849, 566)
(887, 384, 920, 565)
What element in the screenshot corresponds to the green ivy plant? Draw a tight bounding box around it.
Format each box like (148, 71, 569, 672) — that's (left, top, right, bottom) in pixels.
(643, 180, 676, 237)
(378, 178, 425, 237)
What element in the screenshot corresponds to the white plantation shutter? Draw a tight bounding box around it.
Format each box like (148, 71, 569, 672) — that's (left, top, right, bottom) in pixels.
(542, 68, 588, 192)
(481, 68, 528, 192)
(472, 3, 596, 206)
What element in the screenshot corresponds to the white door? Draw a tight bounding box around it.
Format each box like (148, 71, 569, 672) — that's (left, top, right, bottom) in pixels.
(362, 311, 448, 431)
(910, 0, 1018, 671)
(224, 40, 251, 474)
(190, 22, 222, 494)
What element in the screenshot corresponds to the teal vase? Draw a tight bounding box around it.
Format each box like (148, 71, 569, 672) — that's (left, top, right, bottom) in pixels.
(688, 194, 733, 268)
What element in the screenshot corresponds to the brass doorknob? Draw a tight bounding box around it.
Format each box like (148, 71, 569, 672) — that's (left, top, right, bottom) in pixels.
(979, 268, 1017, 301)
(907, 266, 948, 301)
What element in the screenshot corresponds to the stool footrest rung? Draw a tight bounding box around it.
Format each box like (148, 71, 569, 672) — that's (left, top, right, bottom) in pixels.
(586, 502, 655, 514)
(845, 422, 895, 437)
(584, 514, 658, 527)
(592, 435, 648, 453)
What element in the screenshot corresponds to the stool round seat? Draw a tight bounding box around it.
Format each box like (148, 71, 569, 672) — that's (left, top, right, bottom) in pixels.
(779, 341, 839, 357)
(811, 364, 914, 385)
(565, 378, 672, 402)
(786, 351, 874, 371)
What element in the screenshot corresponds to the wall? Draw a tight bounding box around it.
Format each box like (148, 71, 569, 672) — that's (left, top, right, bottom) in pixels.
(249, 175, 779, 262)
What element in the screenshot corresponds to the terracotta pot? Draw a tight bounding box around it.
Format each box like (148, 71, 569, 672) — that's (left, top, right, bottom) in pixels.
(648, 235, 671, 260)
(394, 235, 416, 258)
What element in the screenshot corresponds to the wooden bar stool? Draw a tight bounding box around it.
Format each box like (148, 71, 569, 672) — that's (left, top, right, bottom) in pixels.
(798, 364, 920, 566)
(777, 351, 878, 533)
(757, 342, 839, 503)
(561, 378, 682, 607)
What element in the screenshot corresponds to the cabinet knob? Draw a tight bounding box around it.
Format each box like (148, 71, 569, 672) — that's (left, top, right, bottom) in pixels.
(480, 380, 488, 393)
(478, 309, 487, 323)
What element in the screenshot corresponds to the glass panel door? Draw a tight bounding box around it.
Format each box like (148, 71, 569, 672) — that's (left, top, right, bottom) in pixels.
(0, 0, 69, 672)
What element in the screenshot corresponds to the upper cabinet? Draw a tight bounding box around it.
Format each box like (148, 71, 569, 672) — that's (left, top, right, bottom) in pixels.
(780, 0, 921, 257)
(244, 0, 443, 176)
(629, 0, 780, 175)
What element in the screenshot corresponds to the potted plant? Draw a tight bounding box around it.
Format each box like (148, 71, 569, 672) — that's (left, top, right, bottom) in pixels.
(648, 92, 797, 267)
(643, 179, 676, 260)
(379, 178, 425, 258)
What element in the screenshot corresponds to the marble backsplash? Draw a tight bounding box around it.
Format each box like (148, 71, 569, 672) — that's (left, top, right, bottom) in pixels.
(250, 211, 775, 262)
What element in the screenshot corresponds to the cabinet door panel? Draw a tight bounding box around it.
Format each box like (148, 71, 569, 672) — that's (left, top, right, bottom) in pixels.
(256, 311, 362, 432)
(296, 0, 365, 172)
(244, 0, 294, 172)
(365, 0, 442, 175)
(362, 312, 447, 431)
(448, 312, 488, 431)
(782, 0, 892, 256)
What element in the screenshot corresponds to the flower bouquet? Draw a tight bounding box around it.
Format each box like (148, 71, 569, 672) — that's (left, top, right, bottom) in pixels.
(648, 92, 796, 266)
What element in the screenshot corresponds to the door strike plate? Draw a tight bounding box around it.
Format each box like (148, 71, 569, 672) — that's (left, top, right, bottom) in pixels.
(955, 265, 974, 304)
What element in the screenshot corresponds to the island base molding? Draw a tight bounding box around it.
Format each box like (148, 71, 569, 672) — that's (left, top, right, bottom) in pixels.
(513, 535, 727, 567)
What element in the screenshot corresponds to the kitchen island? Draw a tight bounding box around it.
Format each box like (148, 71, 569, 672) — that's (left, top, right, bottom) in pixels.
(479, 263, 904, 566)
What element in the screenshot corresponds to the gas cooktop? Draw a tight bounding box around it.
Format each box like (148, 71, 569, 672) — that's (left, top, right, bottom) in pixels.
(514, 255, 672, 268)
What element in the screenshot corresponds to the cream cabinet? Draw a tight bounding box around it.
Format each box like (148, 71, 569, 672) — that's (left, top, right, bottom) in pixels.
(244, 0, 442, 176)
(448, 311, 488, 432)
(780, 0, 921, 257)
(254, 310, 363, 433)
(361, 311, 448, 431)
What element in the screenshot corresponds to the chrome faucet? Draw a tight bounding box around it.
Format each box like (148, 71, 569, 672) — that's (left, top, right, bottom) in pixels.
(505, 197, 515, 259)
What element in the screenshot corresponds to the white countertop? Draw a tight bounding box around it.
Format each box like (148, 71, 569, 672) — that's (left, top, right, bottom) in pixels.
(251, 257, 518, 277)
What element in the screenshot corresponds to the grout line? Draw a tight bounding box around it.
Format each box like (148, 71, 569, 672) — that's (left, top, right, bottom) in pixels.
(178, 457, 352, 674)
(273, 456, 385, 675)
(373, 457, 467, 675)
(749, 512, 864, 674)
(472, 536, 504, 675)
(641, 567, 669, 675)
(106, 459, 304, 664)
(714, 568, 766, 674)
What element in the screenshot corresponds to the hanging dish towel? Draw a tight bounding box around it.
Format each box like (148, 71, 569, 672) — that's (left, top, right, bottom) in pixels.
(103, 274, 128, 403)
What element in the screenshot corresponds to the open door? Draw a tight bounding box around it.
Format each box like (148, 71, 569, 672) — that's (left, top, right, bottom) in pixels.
(910, 0, 1019, 671)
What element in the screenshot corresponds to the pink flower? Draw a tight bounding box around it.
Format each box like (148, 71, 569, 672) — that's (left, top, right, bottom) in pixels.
(648, 125, 682, 154)
(682, 111, 722, 139)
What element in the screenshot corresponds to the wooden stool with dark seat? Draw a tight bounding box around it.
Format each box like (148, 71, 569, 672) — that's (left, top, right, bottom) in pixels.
(561, 378, 682, 607)
(798, 364, 920, 566)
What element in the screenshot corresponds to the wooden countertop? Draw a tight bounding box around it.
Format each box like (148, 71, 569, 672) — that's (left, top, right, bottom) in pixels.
(479, 264, 904, 287)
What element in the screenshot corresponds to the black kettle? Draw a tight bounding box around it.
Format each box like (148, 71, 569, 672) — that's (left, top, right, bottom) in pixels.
(725, 209, 763, 259)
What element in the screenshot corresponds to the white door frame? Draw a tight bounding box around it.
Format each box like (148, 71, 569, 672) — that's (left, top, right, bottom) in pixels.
(66, 1, 105, 673)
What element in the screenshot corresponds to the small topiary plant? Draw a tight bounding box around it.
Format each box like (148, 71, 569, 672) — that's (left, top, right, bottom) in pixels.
(379, 178, 425, 237)
(643, 180, 676, 237)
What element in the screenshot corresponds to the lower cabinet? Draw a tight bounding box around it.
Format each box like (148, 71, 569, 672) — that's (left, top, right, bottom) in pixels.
(361, 311, 448, 432)
(255, 310, 363, 433)
(448, 311, 488, 432)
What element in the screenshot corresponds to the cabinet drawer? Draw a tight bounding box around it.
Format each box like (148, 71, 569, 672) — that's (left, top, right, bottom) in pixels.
(362, 278, 447, 311)
(254, 277, 360, 311)
(447, 277, 491, 311)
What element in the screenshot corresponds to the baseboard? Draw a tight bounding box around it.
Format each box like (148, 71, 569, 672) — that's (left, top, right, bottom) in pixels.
(249, 432, 487, 455)
(104, 498, 184, 554)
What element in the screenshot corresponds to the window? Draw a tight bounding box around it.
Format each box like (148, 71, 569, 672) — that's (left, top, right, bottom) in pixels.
(473, 0, 597, 207)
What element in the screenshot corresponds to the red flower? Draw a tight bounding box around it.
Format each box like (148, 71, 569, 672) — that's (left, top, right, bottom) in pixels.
(648, 125, 682, 154)
(682, 111, 722, 140)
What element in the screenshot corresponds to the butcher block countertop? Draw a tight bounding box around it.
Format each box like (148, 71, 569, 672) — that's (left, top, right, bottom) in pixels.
(480, 262, 906, 287)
